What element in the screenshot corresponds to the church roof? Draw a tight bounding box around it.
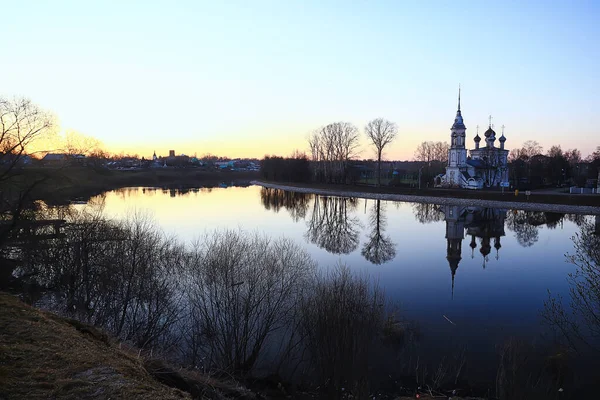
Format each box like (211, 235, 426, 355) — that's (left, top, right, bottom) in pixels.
(499, 133, 506, 142)
(467, 159, 488, 169)
(452, 111, 465, 130)
(484, 126, 496, 137)
(474, 134, 481, 142)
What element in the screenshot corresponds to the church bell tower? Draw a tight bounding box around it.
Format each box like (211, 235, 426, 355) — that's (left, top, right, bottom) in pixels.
(445, 87, 468, 187)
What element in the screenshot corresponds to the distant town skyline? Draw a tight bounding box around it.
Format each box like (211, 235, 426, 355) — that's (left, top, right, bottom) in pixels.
(2, 1, 598, 160)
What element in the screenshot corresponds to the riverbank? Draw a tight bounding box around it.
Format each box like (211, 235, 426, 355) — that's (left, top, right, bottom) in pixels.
(253, 181, 600, 214)
(18, 167, 259, 205)
(1, 292, 481, 400)
(0, 292, 279, 400)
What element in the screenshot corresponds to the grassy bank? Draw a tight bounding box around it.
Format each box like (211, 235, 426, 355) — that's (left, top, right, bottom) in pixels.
(0, 292, 190, 399)
(0, 292, 482, 400)
(256, 180, 600, 208)
(16, 167, 259, 204)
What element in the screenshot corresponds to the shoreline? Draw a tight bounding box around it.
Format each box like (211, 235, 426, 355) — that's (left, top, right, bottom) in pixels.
(253, 181, 600, 214)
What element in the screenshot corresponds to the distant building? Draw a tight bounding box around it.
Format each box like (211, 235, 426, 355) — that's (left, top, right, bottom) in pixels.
(165, 150, 190, 167)
(42, 153, 68, 166)
(436, 89, 509, 189)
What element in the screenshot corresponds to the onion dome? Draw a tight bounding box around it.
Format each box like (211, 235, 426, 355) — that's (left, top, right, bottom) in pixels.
(494, 237, 502, 250)
(480, 238, 491, 257)
(484, 126, 496, 138)
(474, 134, 481, 143)
(499, 133, 506, 143)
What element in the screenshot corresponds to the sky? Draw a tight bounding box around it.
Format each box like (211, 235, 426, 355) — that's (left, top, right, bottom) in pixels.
(1, 0, 599, 160)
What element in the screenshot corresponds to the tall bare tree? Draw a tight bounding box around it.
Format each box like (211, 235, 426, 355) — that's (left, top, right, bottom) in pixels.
(0, 97, 55, 243)
(63, 129, 104, 156)
(414, 141, 449, 164)
(0, 97, 54, 181)
(308, 122, 360, 183)
(364, 118, 398, 186)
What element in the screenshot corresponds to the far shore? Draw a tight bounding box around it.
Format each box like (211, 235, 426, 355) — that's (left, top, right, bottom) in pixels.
(253, 180, 600, 214)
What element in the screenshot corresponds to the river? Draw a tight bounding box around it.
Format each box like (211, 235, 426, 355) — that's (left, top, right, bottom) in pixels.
(84, 185, 599, 383)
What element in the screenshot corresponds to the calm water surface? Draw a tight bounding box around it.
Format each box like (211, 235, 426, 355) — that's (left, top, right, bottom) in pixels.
(91, 185, 596, 376)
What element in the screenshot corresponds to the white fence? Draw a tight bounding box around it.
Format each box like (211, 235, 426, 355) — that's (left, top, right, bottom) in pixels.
(570, 186, 599, 194)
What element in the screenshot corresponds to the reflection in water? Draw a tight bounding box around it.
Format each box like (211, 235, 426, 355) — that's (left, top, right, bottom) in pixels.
(306, 196, 360, 254)
(411, 202, 445, 224)
(544, 216, 600, 362)
(259, 187, 311, 222)
(504, 210, 571, 248)
(361, 199, 396, 265)
(8, 186, 600, 394)
(441, 206, 508, 297)
(505, 210, 540, 247)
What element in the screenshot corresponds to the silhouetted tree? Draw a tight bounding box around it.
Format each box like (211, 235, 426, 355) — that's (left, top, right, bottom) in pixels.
(308, 122, 360, 184)
(0, 97, 55, 244)
(365, 118, 398, 187)
(261, 154, 310, 183)
(300, 265, 387, 399)
(187, 230, 316, 373)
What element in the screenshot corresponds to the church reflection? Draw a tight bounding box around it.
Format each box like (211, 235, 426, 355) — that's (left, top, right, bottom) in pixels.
(441, 205, 508, 297)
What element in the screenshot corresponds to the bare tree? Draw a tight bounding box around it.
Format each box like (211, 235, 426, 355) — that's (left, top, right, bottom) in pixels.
(564, 148, 581, 165)
(414, 141, 435, 165)
(187, 230, 316, 373)
(365, 118, 398, 187)
(432, 141, 449, 164)
(63, 129, 104, 156)
(308, 122, 360, 183)
(300, 264, 387, 399)
(0, 97, 54, 181)
(510, 140, 543, 162)
(414, 141, 448, 164)
(543, 218, 600, 353)
(0, 97, 55, 244)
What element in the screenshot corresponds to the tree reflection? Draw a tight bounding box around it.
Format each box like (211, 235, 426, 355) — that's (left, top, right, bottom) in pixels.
(505, 210, 567, 247)
(505, 210, 540, 247)
(260, 187, 312, 222)
(362, 199, 396, 265)
(543, 216, 600, 353)
(306, 196, 360, 254)
(411, 202, 444, 224)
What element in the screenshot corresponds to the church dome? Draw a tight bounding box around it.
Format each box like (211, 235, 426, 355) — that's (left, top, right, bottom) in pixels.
(499, 134, 506, 142)
(474, 134, 481, 143)
(484, 127, 496, 138)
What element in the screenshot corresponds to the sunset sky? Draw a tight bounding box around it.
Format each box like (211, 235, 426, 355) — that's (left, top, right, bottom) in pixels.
(2, 0, 598, 160)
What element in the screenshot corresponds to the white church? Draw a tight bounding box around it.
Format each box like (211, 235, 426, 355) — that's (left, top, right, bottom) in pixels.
(435, 90, 510, 189)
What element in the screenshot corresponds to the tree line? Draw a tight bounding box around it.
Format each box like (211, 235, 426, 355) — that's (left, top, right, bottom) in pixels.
(261, 119, 398, 186)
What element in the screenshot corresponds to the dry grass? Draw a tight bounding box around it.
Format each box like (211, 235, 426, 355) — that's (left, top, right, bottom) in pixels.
(0, 292, 190, 400)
